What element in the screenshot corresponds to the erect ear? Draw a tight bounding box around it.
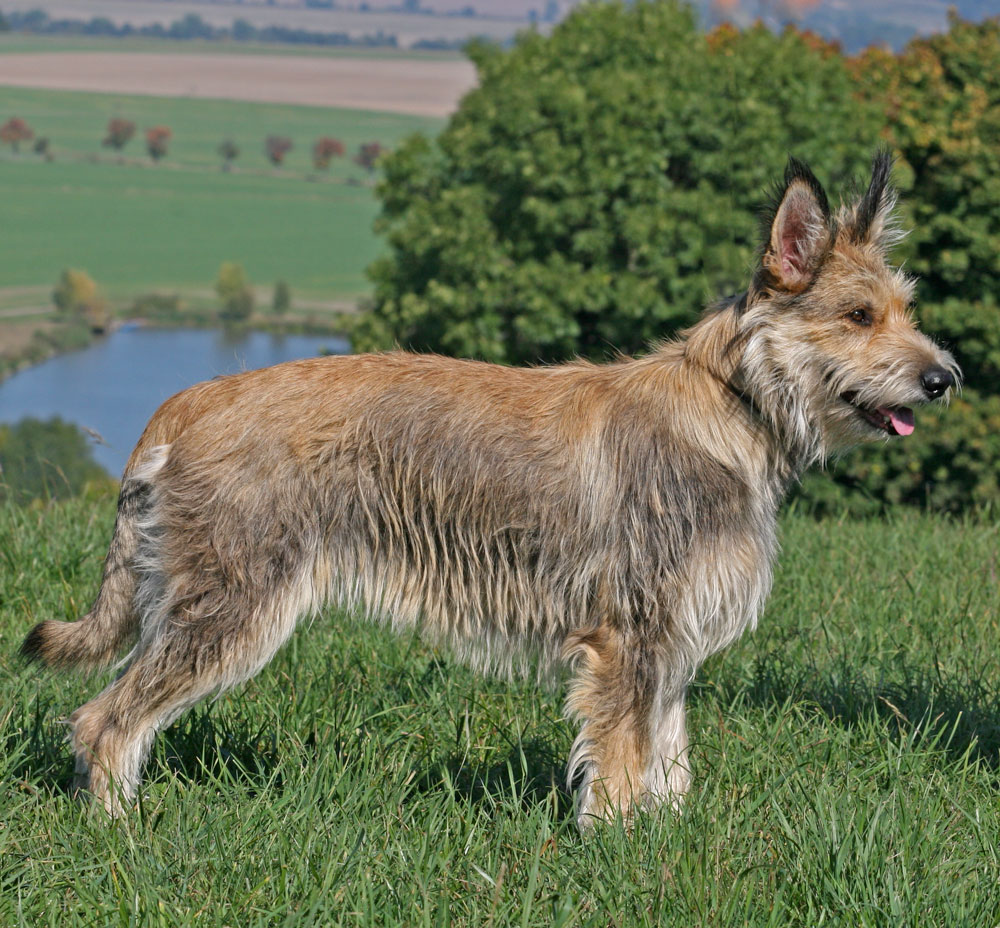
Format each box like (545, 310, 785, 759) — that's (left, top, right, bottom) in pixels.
(763, 157, 832, 293)
(846, 148, 903, 254)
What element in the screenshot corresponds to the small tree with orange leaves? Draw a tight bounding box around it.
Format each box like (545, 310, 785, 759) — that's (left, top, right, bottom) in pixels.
(103, 118, 136, 152)
(0, 117, 34, 153)
(312, 136, 345, 171)
(354, 142, 385, 173)
(146, 126, 172, 161)
(265, 135, 293, 167)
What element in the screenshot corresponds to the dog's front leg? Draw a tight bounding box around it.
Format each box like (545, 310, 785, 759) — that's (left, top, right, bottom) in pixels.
(565, 626, 689, 826)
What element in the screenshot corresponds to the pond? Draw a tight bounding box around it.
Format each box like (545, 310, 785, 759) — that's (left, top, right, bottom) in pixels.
(0, 326, 349, 477)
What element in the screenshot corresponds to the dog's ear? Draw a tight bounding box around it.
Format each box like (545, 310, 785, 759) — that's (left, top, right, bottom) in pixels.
(763, 157, 832, 293)
(845, 149, 904, 254)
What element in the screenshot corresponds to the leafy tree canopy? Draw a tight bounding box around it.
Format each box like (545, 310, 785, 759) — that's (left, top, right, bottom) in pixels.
(360, 0, 879, 364)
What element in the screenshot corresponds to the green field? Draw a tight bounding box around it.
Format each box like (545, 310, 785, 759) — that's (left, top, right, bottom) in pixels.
(2, 498, 998, 925)
(0, 88, 441, 299)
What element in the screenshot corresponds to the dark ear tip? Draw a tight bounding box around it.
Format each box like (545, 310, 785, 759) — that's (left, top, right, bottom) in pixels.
(784, 155, 811, 185)
(872, 146, 895, 169)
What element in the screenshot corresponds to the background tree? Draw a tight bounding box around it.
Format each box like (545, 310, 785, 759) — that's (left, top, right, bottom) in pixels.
(354, 141, 385, 173)
(215, 262, 254, 322)
(272, 280, 291, 315)
(145, 125, 172, 161)
(0, 117, 35, 153)
(265, 135, 293, 167)
(312, 136, 345, 170)
(103, 117, 135, 152)
(218, 138, 239, 171)
(360, 2, 877, 365)
(0, 417, 110, 504)
(52, 268, 110, 332)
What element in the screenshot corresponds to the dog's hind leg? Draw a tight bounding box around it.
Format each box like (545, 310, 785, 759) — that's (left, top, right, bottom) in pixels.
(69, 581, 308, 815)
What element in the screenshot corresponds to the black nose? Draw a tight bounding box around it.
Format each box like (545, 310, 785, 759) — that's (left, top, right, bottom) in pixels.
(920, 367, 954, 398)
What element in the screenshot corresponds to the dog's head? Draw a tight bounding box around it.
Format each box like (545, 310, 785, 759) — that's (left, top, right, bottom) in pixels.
(739, 150, 960, 459)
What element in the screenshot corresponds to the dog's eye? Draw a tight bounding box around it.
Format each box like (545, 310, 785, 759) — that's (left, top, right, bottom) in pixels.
(846, 308, 872, 326)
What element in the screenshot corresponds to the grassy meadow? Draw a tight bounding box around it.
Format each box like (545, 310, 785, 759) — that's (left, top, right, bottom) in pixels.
(0, 87, 441, 299)
(1, 496, 998, 925)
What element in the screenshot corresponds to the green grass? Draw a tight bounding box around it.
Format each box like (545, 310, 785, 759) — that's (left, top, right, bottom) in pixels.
(1, 497, 998, 925)
(0, 88, 441, 298)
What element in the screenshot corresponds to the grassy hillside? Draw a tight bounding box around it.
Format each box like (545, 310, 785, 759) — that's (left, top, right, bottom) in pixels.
(1, 496, 998, 925)
(0, 88, 441, 298)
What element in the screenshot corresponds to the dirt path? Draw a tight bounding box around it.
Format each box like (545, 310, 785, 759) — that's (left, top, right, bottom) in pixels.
(0, 52, 477, 117)
(0, 305, 52, 318)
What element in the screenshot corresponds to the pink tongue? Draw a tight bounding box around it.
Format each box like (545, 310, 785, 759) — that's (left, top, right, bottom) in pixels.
(881, 406, 915, 436)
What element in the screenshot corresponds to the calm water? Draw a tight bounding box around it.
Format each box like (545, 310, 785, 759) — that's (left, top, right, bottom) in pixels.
(0, 326, 348, 476)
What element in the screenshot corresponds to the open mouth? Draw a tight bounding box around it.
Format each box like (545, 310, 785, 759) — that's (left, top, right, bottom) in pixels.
(841, 392, 915, 436)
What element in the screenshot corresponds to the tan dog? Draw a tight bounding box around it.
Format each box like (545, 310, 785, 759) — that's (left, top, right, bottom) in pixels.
(22, 152, 958, 825)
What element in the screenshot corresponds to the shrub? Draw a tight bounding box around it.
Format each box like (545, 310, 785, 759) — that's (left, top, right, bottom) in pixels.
(354, 141, 385, 173)
(0, 417, 110, 504)
(215, 262, 254, 322)
(0, 117, 34, 152)
(51, 268, 110, 332)
(129, 292, 182, 319)
(218, 138, 239, 170)
(272, 280, 291, 315)
(265, 135, 293, 166)
(313, 136, 345, 170)
(146, 126, 172, 161)
(103, 118, 135, 151)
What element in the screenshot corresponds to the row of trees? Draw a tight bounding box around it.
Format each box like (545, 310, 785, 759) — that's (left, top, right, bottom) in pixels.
(1, 115, 388, 172)
(0, 9, 400, 49)
(215, 263, 292, 321)
(50, 265, 293, 330)
(358, 1, 1000, 513)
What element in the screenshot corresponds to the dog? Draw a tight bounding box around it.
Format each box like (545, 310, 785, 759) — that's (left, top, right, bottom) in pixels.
(22, 152, 958, 825)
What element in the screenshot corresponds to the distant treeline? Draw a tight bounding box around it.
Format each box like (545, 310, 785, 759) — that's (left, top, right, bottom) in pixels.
(0, 9, 408, 48)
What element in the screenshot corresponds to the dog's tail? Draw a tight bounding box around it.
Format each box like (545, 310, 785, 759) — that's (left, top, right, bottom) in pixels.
(20, 461, 158, 672)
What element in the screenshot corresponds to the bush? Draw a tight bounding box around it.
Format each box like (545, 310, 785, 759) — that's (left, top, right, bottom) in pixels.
(0, 417, 110, 504)
(146, 126, 172, 161)
(215, 262, 254, 322)
(360, 2, 878, 364)
(354, 142, 385, 173)
(0, 116, 34, 153)
(129, 292, 183, 319)
(265, 135, 293, 167)
(312, 136, 345, 170)
(51, 268, 110, 332)
(272, 280, 291, 315)
(103, 118, 135, 151)
(218, 138, 239, 170)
